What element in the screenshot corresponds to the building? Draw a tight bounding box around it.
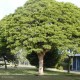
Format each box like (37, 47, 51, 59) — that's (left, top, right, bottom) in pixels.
(69, 54, 80, 71)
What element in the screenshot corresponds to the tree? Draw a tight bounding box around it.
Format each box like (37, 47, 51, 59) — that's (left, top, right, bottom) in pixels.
(0, 0, 80, 75)
(0, 20, 17, 69)
(27, 47, 59, 68)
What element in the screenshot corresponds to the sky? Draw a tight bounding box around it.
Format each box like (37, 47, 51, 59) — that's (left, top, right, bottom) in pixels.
(0, 0, 80, 20)
(0, 0, 27, 19)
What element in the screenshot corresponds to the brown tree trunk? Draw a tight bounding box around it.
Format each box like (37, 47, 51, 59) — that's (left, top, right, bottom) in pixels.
(68, 57, 71, 73)
(38, 53, 45, 75)
(4, 59, 7, 70)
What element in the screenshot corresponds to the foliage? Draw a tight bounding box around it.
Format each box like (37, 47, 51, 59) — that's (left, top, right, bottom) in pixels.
(0, 0, 80, 53)
(0, 36, 15, 61)
(27, 47, 59, 68)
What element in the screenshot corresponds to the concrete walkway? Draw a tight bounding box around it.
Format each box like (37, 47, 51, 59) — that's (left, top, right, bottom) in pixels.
(46, 68, 80, 74)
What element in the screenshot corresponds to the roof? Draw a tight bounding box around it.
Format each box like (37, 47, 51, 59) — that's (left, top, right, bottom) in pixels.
(69, 54, 80, 57)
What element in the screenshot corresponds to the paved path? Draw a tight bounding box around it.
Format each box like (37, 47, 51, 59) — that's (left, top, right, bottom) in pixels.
(46, 68, 80, 74)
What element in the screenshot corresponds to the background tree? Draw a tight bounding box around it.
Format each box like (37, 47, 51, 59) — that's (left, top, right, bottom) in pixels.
(0, 0, 80, 75)
(0, 20, 18, 69)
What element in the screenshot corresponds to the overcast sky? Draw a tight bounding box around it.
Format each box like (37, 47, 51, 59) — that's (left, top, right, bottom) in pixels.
(0, 0, 27, 19)
(0, 0, 80, 20)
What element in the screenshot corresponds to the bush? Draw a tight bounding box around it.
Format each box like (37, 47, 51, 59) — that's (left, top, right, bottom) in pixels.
(57, 66, 63, 70)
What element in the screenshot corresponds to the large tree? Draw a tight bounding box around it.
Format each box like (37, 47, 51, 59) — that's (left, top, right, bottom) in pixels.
(0, 0, 80, 75)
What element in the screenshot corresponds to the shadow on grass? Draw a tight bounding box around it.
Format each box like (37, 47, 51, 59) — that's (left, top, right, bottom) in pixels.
(0, 68, 80, 80)
(0, 75, 80, 80)
(0, 67, 38, 75)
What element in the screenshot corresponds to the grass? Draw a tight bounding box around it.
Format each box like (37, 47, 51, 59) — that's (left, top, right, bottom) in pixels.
(0, 67, 37, 75)
(0, 67, 80, 80)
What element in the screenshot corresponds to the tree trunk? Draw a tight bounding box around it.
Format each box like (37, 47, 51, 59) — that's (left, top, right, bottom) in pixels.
(68, 57, 71, 73)
(4, 59, 7, 70)
(38, 53, 45, 75)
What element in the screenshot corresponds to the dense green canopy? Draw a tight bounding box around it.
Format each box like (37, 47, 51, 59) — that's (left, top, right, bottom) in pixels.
(1, 0, 80, 53)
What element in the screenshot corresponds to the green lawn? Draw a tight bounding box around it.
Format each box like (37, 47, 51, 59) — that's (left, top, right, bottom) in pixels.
(0, 67, 80, 80)
(0, 75, 80, 80)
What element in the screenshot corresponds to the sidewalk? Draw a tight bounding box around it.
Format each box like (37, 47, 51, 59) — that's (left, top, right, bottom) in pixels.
(46, 68, 80, 75)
